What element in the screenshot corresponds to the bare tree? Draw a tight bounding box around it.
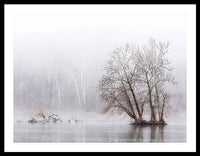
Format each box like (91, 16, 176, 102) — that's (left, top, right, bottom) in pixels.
(70, 63, 88, 112)
(134, 38, 175, 123)
(99, 38, 175, 125)
(99, 43, 147, 122)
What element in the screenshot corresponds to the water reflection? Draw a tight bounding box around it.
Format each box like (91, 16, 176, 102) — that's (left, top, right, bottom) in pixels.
(127, 125, 165, 142)
(14, 123, 185, 142)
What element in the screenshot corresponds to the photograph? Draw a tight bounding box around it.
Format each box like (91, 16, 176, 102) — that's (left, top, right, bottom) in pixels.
(4, 4, 196, 152)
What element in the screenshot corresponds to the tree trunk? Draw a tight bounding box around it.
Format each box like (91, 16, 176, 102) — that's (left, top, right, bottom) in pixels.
(160, 96, 166, 122)
(155, 85, 161, 121)
(147, 84, 156, 122)
(122, 65, 142, 120)
(120, 79, 137, 119)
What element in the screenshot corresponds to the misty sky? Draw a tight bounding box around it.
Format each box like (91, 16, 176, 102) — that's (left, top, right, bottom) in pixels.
(13, 5, 187, 94)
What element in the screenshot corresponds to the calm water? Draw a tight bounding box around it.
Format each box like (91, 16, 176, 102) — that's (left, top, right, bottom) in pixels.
(14, 122, 186, 142)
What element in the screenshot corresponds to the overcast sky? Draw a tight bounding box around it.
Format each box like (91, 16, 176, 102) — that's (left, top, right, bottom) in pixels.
(13, 5, 187, 94)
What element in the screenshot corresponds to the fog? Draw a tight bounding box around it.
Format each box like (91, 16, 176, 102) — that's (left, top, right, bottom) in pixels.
(14, 5, 187, 117)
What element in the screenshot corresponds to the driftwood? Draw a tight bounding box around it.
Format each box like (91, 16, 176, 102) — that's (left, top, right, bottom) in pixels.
(28, 109, 63, 123)
(68, 117, 83, 124)
(28, 118, 38, 123)
(48, 114, 63, 122)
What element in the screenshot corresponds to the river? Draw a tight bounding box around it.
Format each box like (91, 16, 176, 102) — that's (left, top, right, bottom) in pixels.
(14, 121, 186, 142)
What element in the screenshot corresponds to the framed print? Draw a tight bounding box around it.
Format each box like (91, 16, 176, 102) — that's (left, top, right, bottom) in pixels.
(4, 3, 196, 152)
